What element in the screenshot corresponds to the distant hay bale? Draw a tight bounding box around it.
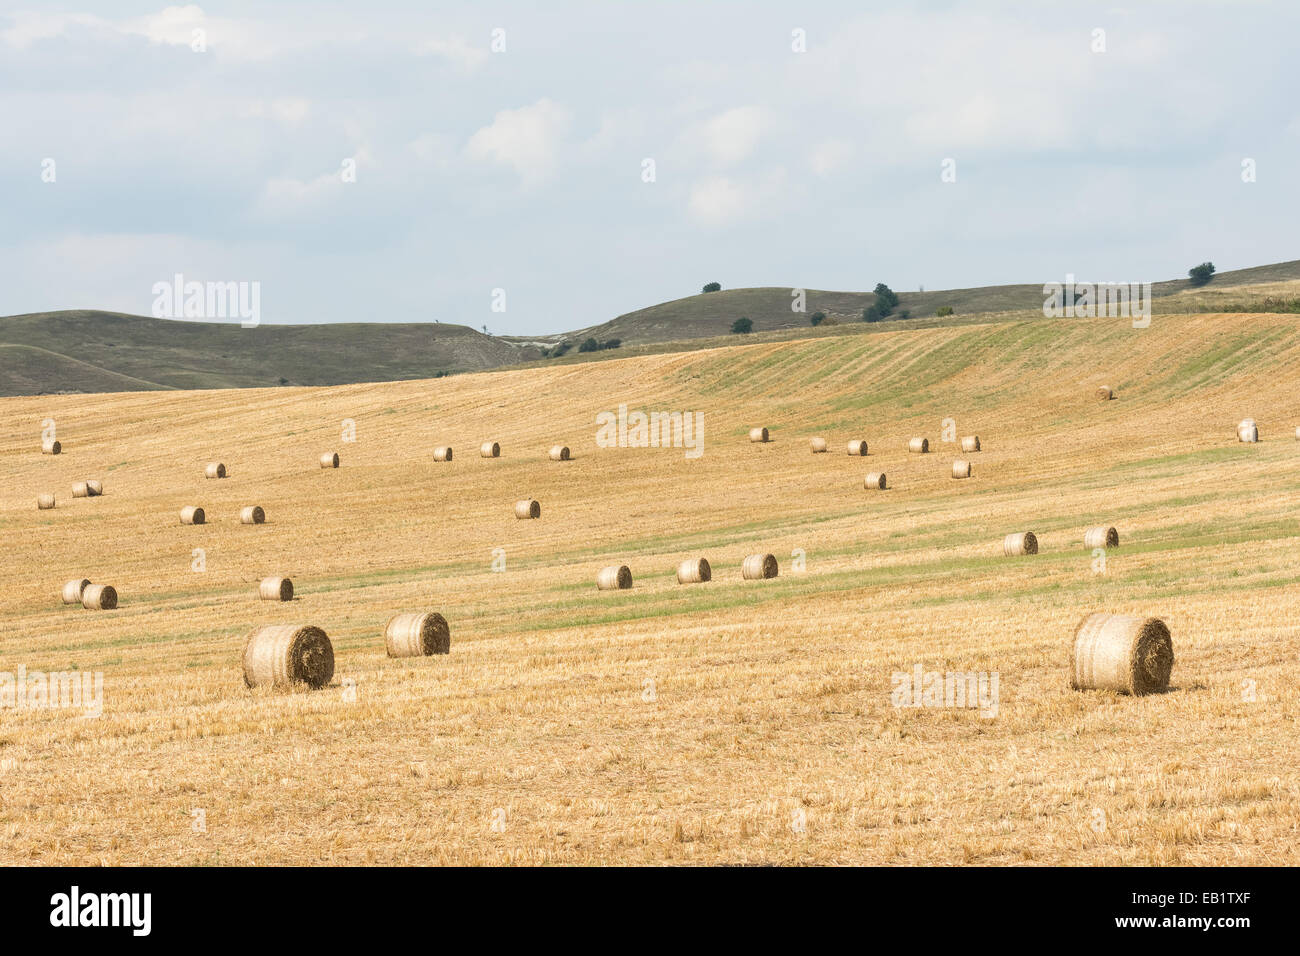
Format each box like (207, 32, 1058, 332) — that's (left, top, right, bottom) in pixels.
(1237, 418, 1258, 443)
(1096, 385, 1114, 401)
(961, 436, 980, 452)
(242, 624, 335, 690)
(480, 441, 500, 458)
(742, 553, 778, 580)
(384, 611, 450, 657)
(809, 437, 828, 453)
(549, 445, 571, 461)
(205, 462, 227, 479)
(515, 499, 540, 519)
(81, 584, 117, 611)
(676, 557, 711, 584)
(42, 439, 61, 455)
(864, 472, 887, 490)
(86, 480, 103, 496)
(847, 440, 868, 456)
(62, 579, 91, 605)
(433, 446, 453, 462)
(1295, 426, 1300, 441)
(908, 437, 929, 453)
(1003, 531, 1038, 556)
(952, 459, 972, 479)
(749, 427, 769, 443)
(597, 565, 633, 590)
(72, 482, 90, 498)
(1072, 613, 1173, 696)
(1084, 526, 1119, 549)
(37, 494, 56, 510)
(320, 452, 339, 468)
(258, 576, 293, 601)
(240, 505, 266, 525)
(180, 506, 206, 525)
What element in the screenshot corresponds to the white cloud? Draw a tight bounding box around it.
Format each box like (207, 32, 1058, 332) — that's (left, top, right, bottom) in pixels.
(809, 139, 853, 177)
(243, 98, 311, 126)
(416, 34, 487, 71)
(464, 98, 573, 183)
(699, 106, 768, 166)
(0, 12, 102, 49)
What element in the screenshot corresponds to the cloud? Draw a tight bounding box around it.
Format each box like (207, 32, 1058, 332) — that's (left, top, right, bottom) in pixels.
(0, 12, 102, 49)
(699, 106, 768, 166)
(808, 139, 853, 177)
(416, 34, 487, 71)
(464, 98, 573, 183)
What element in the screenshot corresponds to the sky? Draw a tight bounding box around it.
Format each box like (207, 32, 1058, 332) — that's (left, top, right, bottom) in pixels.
(1, 1, 1296, 334)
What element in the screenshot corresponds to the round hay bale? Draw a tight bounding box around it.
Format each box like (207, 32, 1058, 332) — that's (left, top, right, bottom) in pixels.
(433, 446, 453, 462)
(864, 472, 887, 490)
(1071, 613, 1173, 696)
(42, 439, 61, 455)
(384, 611, 451, 657)
(1295, 426, 1300, 441)
(320, 452, 340, 468)
(952, 459, 972, 479)
(72, 482, 90, 498)
(82, 584, 117, 611)
(1003, 531, 1038, 556)
(847, 440, 868, 456)
(1237, 419, 1258, 443)
(742, 553, 778, 580)
(180, 506, 206, 525)
(242, 624, 334, 690)
(86, 480, 103, 496)
(480, 441, 500, 458)
(37, 493, 56, 510)
(676, 557, 711, 584)
(1083, 526, 1119, 549)
(749, 427, 770, 443)
(597, 565, 633, 590)
(240, 505, 266, 525)
(259, 576, 294, 601)
(205, 462, 227, 479)
(908, 437, 929, 453)
(549, 445, 571, 461)
(1096, 385, 1114, 401)
(62, 578, 91, 605)
(960, 435, 981, 453)
(515, 499, 540, 519)
(809, 437, 828, 453)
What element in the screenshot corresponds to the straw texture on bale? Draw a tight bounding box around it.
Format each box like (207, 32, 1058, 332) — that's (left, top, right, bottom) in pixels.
(515, 499, 540, 519)
(1237, 419, 1258, 443)
(864, 472, 887, 490)
(1096, 385, 1114, 401)
(86, 480, 103, 496)
(749, 427, 770, 443)
(597, 565, 633, 590)
(42, 439, 61, 455)
(72, 482, 90, 498)
(240, 506, 266, 525)
(433, 446, 453, 462)
(742, 553, 779, 580)
(676, 557, 711, 584)
(809, 437, 828, 453)
(847, 440, 868, 456)
(1003, 531, 1038, 556)
(549, 445, 571, 461)
(242, 624, 335, 689)
(952, 459, 972, 479)
(62, 579, 91, 605)
(1084, 526, 1119, 549)
(81, 584, 117, 611)
(384, 612, 451, 657)
(180, 506, 205, 525)
(259, 576, 294, 601)
(320, 452, 340, 468)
(961, 436, 981, 452)
(1071, 613, 1173, 695)
(480, 442, 500, 458)
(37, 494, 56, 510)
(908, 437, 929, 453)
(205, 462, 227, 479)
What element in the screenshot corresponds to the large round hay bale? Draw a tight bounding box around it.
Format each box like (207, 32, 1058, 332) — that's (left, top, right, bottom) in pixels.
(742, 553, 778, 580)
(180, 506, 205, 525)
(86, 480, 103, 496)
(676, 557, 711, 584)
(1096, 385, 1114, 401)
(384, 612, 450, 657)
(242, 624, 334, 689)
(37, 493, 56, 510)
(549, 445, 571, 461)
(597, 565, 633, 590)
(62, 579, 91, 605)
(961, 435, 980, 452)
(1237, 419, 1258, 443)
(259, 576, 293, 601)
(809, 437, 828, 453)
(82, 584, 117, 610)
(864, 472, 887, 489)
(72, 482, 90, 498)
(205, 462, 227, 479)
(433, 446, 453, 462)
(1083, 526, 1119, 549)
(1072, 613, 1173, 696)
(749, 427, 769, 443)
(42, 439, 61, 455)
(515, 499, 540, 519)
(320, 452, 339, 468)
(847, 440, 868, 456)
(908, 437, 929, 453)
(952, 459, 972, 479)
(1003, 531, 1038, 556)
(240, 505, 266, 525)
(480, 442, 500, 458)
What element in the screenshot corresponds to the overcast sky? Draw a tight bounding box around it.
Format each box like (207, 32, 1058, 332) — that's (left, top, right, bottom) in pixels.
(1, 1, 1295, 334)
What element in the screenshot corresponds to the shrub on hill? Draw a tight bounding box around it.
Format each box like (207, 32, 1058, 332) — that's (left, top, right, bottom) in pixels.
(810, 311, 826, 326)
(936, 306, 954, 317)
(1188, 262, 1216, 287)
(579, 337, 600, 353)
(731, 317, 753, 334)
(702, 282, 722, 293)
